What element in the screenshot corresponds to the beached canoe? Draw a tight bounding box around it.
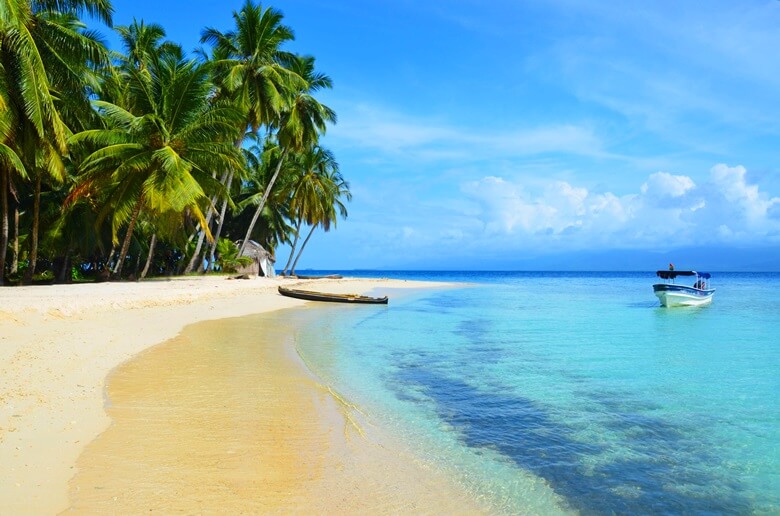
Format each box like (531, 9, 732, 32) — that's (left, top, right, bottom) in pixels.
(294, 274, 343, 279)
(278, 286, 388, 304)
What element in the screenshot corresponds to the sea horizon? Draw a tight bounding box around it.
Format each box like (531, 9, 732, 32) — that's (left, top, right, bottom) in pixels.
(284, 269, 780, 276)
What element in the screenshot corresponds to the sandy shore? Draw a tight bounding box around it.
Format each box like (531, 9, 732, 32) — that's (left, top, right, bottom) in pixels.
(0, 275, 480, 514)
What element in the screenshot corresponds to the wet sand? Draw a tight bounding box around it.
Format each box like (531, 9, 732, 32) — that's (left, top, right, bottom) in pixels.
(67, 310, 485, 513)
(0, 276, 478, 514)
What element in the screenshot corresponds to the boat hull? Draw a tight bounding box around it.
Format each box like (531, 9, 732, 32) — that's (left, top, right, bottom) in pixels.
(653, 284, 715, 307)
(278, 286, 388, 304)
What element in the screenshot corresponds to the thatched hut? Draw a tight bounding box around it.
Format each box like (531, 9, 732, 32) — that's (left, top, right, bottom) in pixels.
(236, 240, 276, 278)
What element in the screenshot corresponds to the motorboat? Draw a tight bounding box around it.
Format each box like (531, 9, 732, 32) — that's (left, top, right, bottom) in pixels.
(653, 270, 715, 307)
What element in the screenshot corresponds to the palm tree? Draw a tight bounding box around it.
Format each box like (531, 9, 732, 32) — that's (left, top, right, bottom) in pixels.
(194, 0, 300, 272)
(281, 145, 337, 275)
(289, 155, 350, 275)
(237, 53, 335, 257)
(229, 140, 293, 262)
(0, 0, 112, 282)
(201, 0, 298, 135)
(115, 18, 178, 72)
(0, 86, 28, 284)
(67, 53, 244, 278)
(103, 19, 183, 275)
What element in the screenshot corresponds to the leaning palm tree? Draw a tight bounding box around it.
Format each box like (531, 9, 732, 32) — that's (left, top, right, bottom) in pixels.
(229, 140, 294, 262)
(281, 145, 337, 275)
(289, 158, 350, 276)
(191, 0, 300, 273)
(237, 53, 336, 257)
(67, 53, 244, 278)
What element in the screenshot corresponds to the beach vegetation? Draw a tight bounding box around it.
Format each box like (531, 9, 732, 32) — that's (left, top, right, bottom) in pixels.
(0, 0, 349, 284)
(214, 237, 252, 273)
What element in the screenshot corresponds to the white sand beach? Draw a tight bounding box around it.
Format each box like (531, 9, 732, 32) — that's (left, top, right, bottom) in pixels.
(0, 276, 482, 514)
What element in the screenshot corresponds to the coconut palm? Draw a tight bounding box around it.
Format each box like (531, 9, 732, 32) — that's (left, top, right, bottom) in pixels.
(281, 145, 336, 275)
(0, 0, 109, 156)
(1, 0, 111, 282)
(67, 53, 244, 278)
(115, 18, 178, 72)
(192, 0, 300, 272)
(0, 109, 27, 284)
(201, 0, 298, 135)
(228, 140, 293, 260)
(237, 53, 335, 257)
(288, 154, 349, 275)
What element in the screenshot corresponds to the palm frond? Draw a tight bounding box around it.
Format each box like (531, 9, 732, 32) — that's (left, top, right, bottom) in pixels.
(0, 143, 28, 179)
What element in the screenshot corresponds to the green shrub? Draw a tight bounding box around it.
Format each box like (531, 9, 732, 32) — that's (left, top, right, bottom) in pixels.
(216, 238, 253, 273)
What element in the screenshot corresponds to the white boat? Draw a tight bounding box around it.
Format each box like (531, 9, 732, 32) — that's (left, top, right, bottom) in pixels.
(653, 270, 715, 307)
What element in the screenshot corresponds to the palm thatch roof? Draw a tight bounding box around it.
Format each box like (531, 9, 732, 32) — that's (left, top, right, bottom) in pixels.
(236, 240, 276, 277)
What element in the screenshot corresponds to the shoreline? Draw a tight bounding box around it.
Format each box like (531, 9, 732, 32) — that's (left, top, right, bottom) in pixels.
(0, 275, 460, 514)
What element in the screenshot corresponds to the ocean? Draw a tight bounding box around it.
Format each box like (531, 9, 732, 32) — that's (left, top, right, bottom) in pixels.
(292, 271, 780, 514)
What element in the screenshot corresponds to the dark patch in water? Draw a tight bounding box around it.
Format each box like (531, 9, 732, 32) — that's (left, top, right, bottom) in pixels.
(392, 366, 753, 515)
(453, 318, 507, 366)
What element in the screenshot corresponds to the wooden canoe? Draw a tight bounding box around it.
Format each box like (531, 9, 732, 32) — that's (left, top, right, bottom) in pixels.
(278, 286, 388, 304)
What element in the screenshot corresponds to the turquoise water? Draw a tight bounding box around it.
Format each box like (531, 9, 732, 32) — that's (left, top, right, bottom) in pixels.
(294, 272, 780, 514)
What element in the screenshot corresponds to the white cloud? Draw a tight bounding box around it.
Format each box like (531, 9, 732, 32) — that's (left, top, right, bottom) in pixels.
(458, 164, 780, 250)
(641, 172, 696, 198)
(710, 164, 779, 224)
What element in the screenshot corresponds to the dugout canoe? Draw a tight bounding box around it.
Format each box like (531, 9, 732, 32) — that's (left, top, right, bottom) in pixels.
(278, 286, 388, 304)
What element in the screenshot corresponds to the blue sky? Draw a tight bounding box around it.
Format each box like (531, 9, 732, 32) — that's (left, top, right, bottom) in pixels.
(101, 0, 780, 270)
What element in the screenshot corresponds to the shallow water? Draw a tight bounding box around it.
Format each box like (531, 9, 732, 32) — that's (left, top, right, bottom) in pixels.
(295, 272, 780, 514)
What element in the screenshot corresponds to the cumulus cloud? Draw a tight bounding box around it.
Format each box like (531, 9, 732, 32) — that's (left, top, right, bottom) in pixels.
(460, 164, 780, 250)
(709, 164, 778, 225)
(641, 172, 696, 198)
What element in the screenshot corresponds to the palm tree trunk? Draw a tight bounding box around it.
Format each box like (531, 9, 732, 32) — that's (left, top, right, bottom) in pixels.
(141, 233, 157, 279)
(290, 224, 316, 275)
(134, 253, 141, 279)
(238, 148, 288, 257)
(11, 203, 19, 274)
(282, 217, 303, 275)
(0, 169, 8, 286)
(184, 225, 207, 274)
(113, 196, 144, 279)
(105, 245, 116, 272)
(23, 174, 41, 284)
(202, 170, 234, 273)
(184, 170, 228, 274)
(57, 249, 71, 283)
